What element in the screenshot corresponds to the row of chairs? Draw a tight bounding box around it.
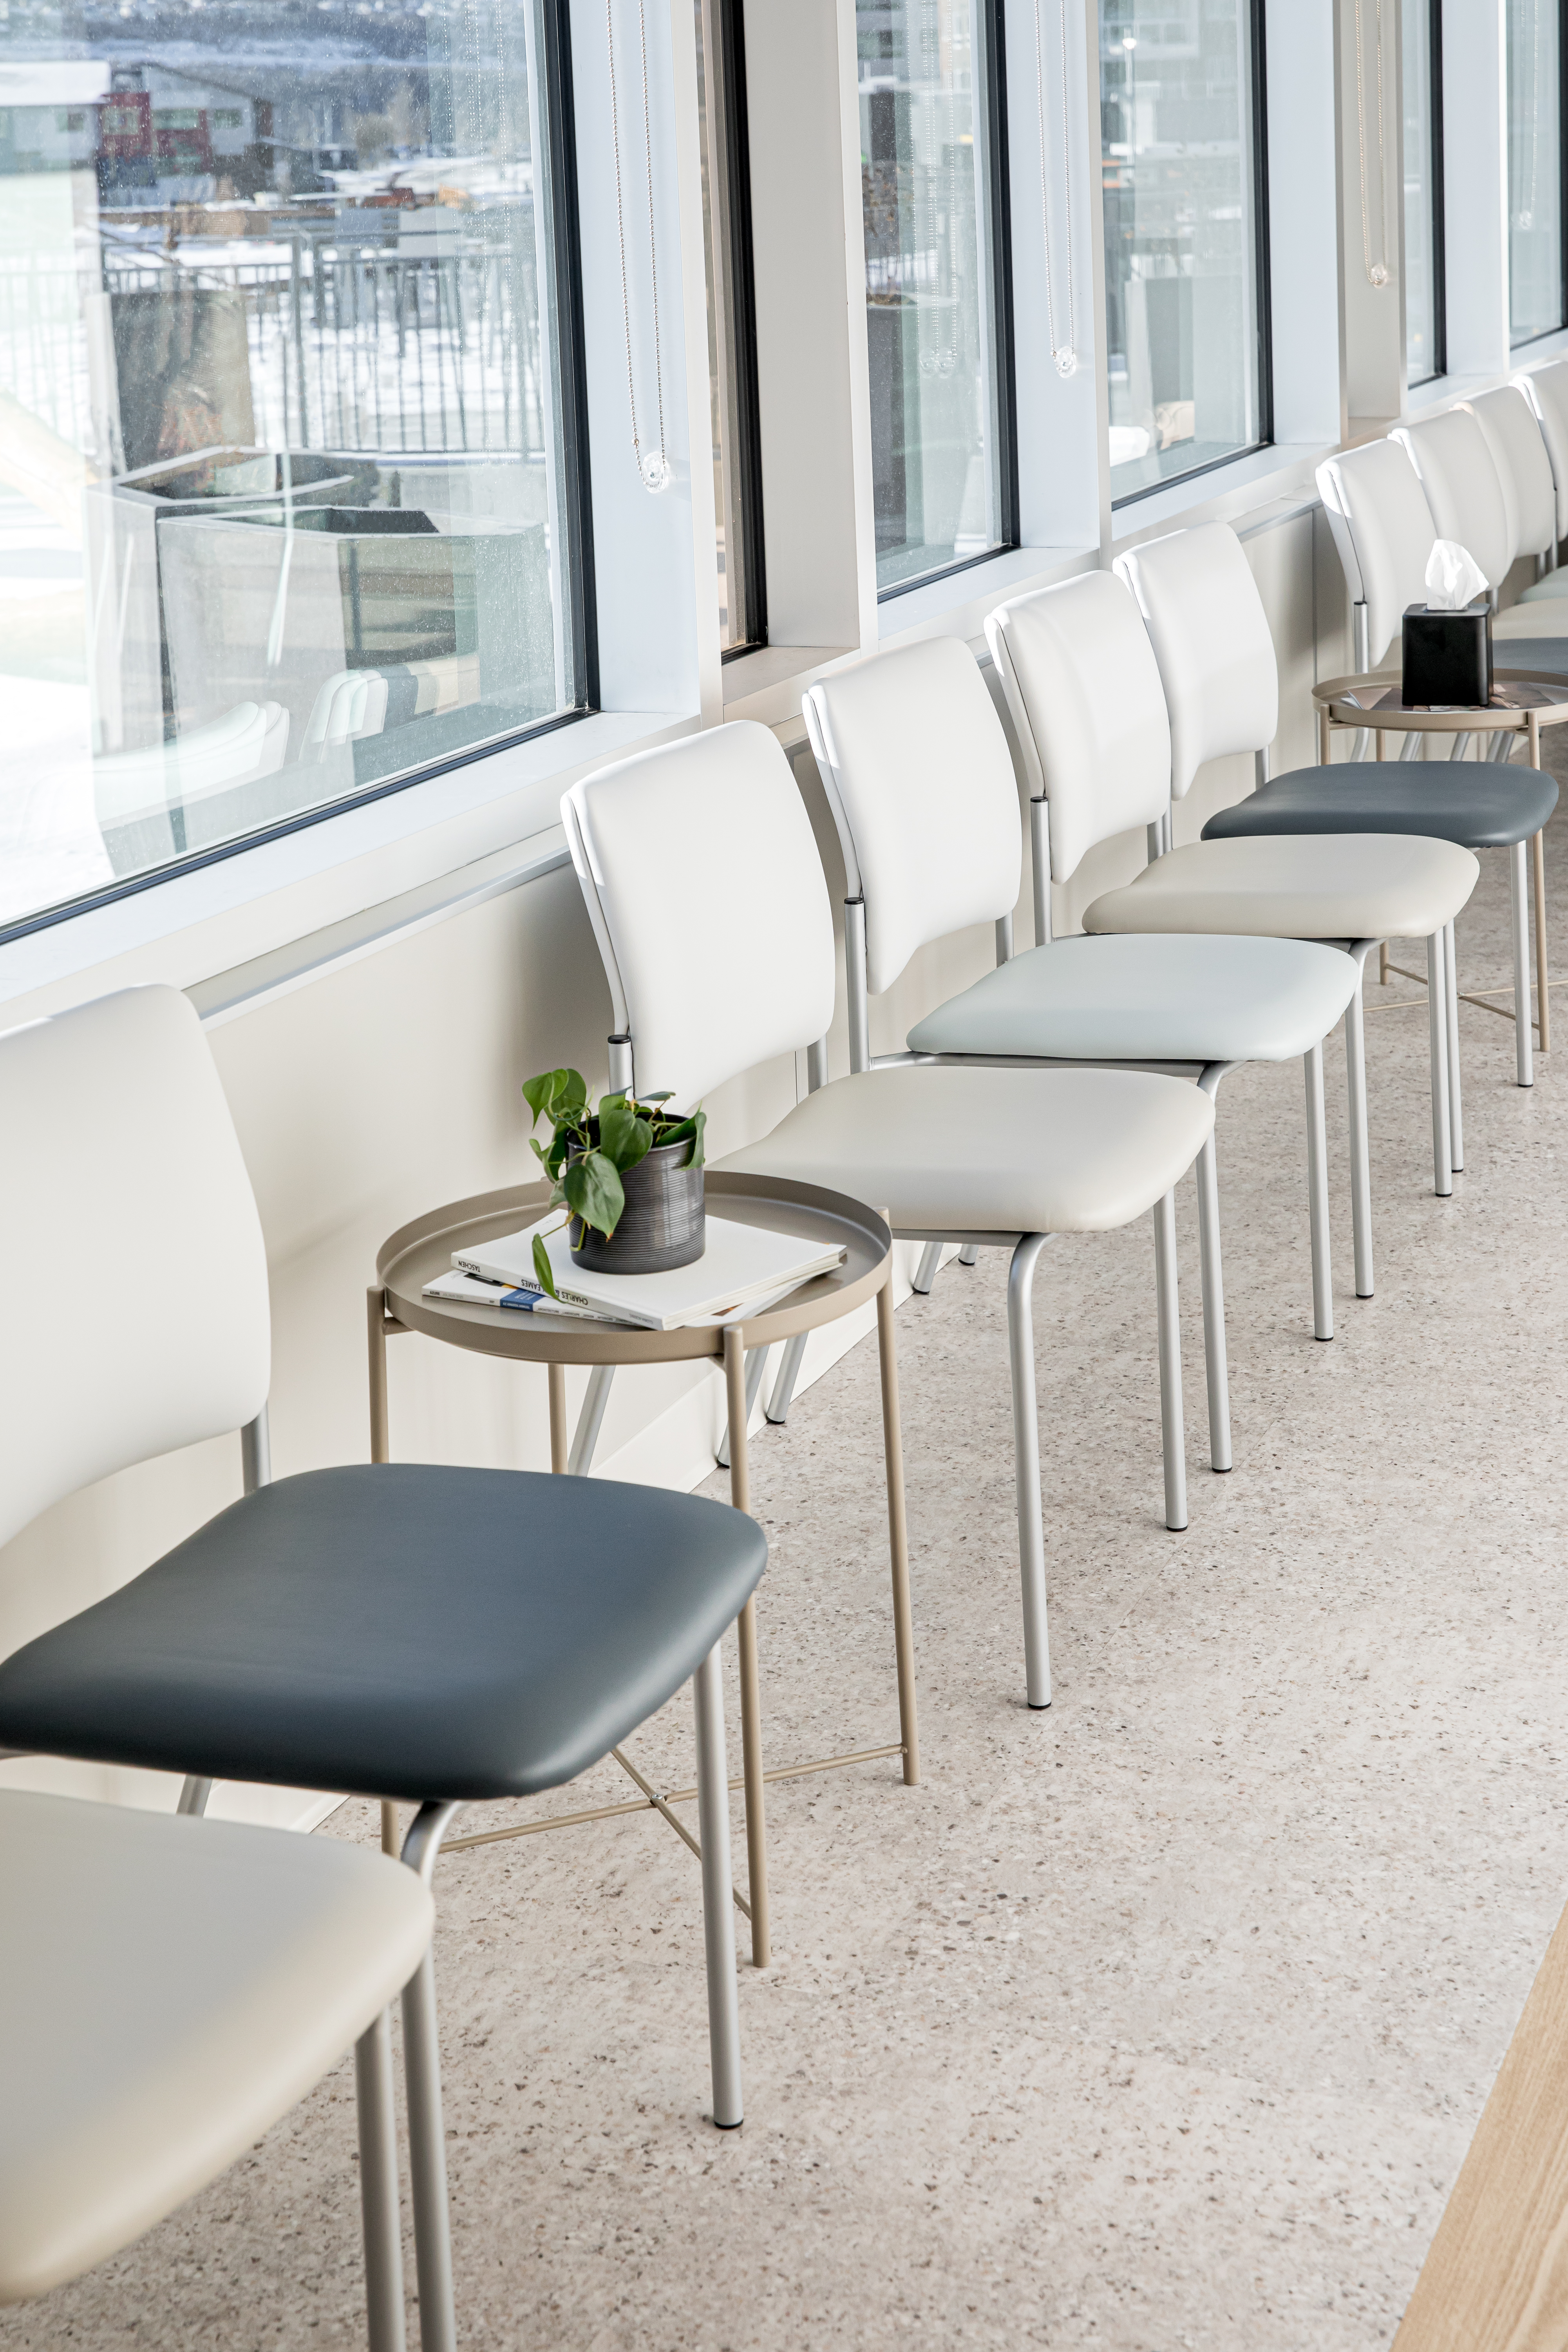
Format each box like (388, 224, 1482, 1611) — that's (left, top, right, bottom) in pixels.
(0, 504, 1546, 2342)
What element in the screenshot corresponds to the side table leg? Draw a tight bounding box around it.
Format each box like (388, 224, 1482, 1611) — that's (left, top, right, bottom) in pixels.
(724, 1326, 770, 1968)
(548, 1362, 568, 1473)
(367, 1286, 390, 1465)
(875, 1278, 921, 1787)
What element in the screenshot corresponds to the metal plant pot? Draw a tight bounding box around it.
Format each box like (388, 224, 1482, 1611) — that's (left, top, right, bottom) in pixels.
(570, 1137, 705, 1274)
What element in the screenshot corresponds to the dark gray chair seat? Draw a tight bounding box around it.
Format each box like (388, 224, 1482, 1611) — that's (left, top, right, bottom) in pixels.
(0, 1465, 767, 1802)
(1201, 761, 1558, 851)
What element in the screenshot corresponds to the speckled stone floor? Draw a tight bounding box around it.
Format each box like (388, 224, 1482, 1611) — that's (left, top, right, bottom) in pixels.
(9, 797, 1568, 2352)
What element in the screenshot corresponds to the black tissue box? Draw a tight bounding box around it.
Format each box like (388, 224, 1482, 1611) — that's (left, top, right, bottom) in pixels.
(1401, 597, 1492, 708)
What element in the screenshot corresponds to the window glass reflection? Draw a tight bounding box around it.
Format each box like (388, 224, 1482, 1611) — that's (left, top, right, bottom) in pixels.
(0, 0, 577, 932)
(1100, 0, 1265, 499)
(1508, 0, 1564, 345)
(857, 0, 1006, 597)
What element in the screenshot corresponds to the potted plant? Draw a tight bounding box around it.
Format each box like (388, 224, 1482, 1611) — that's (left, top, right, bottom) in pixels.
(522, 1067, 706, 1292)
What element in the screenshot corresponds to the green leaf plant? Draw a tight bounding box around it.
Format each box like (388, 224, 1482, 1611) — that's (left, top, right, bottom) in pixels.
(521, 1067, 706, 1297)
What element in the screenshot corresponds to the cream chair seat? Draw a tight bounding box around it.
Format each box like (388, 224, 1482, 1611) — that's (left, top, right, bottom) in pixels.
(716, 1064, 1213, 1236)
(1083, 834, 1478, 945)
(0, 1790, 432, 2310)
(907, 932, 1355, 1065)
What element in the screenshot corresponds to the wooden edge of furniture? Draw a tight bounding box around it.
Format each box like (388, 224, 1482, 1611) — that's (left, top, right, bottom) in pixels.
(1393, 1893, 1568, 2352)
(375, 1171, 895, 1363)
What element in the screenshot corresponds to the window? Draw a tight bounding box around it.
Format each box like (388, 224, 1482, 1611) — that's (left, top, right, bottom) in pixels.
(0, 0, 589, 939)
(1507, 0, 1566, 344)
(1403, 0, 1444, 386)
(694, 0, 765, 655)
(857, 0, 1014, 599)
(1100, 0, 1269, 501)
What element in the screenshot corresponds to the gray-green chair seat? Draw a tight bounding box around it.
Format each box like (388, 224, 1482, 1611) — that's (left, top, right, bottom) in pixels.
(1202, 763, 1557, 852)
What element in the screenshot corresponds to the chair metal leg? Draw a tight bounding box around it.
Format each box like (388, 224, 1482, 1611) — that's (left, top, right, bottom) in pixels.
(1152, 1190, 1188, 1532)
(1193, 1131, 1233, 1473)
(1427, 928, 1454, 1197)
(399, 1802, 464, 2352)
(764, 1330, 808, 1426)
(693, 1643, 742, 2129)
(716, 1345, 769, 1470)
(1304, 1041, 1333, 1341)
(911, 1240, 943, 1294)
(176, 1776, 212, 1816)
(1345, 965, 1375, 1298)
(356, 2008, 408, 2352)
(1450, 731, 1472, 763)
(1445, 918, 1464, 1172)
(567, 1366, 615, 1475)
(958, 1243, 980, 1266)
(1534, 829, 1551, 1053)
(1512, 839, 1535, 1087)
(241, 1404, 271, 1494)
(1006, 1233, 1053, 1709)
(875, 1277, 921, 1785)
(724, 1330, 769, 1966)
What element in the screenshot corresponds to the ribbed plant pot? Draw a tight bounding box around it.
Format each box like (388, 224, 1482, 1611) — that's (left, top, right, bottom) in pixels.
(570, 1138, 705, 1274)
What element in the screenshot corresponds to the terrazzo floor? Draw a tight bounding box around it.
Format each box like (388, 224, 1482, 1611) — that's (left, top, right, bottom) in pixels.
(9, 799, 1568, 2352)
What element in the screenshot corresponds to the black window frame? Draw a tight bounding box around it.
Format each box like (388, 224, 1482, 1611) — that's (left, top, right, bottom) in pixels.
(709, 0, 769, 660)
(870, 0, 1021, 606)
(0, 0, 598, 951)
(1105, 0, 1275, 512)
(1405, 0, 1447, 388)
(1507, 0, 1568, 349)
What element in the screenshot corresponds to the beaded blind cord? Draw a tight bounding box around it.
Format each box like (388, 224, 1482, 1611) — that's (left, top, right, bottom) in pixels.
(1355, 0, 1391, 288)
(1034, 0, 1077, 376)
(607, 0, 670, 491)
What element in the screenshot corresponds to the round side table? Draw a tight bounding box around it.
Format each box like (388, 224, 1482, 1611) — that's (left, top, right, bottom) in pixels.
(369, 1169, 919, 1967)
(1312, 667, 1565, 1047)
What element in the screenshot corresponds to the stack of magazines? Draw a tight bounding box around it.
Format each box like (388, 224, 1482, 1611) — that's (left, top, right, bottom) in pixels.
(423, 1211, 845, 1334)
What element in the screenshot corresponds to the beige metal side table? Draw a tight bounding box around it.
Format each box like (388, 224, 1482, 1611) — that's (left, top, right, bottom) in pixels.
(369, 1169, 919, 1968)
(1313, 667, 1568, 1044)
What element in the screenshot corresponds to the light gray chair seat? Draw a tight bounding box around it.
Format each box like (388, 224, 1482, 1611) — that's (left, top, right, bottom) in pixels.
(0, 1791, 432, 2307)
(906, 934, 1358, 1065)
(715, 1064, 1214, 1234)
(1494, 600, 1568, 637)
(1082, 832, 1478, 943)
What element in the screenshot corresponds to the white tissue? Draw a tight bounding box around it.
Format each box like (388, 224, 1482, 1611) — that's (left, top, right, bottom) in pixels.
(1424, 539, 1488, 610)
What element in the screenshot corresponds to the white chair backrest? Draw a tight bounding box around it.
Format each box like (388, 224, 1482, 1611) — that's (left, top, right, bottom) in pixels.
(1391, 408, 1512, 587)
(1316, 438, 1439, 666)
(562, 722, 836, 1107)
(1515, 359, 1568, 541)
(1470, 385, 1557, 563)
(1114, 523, 1279, 800)
(802, 638, 1021, 999)
(985, 571, 1170, 887)
(0, 986, 270, 1554)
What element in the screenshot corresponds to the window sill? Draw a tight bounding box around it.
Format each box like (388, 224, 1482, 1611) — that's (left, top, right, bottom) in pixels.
(875, 546, 1098, 644)
(1109, 443, 1337, 548)
(722, 645, 852, 729)
(1512, 325, 1568, 367)
(0, 707, 698, 1029)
